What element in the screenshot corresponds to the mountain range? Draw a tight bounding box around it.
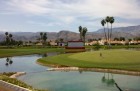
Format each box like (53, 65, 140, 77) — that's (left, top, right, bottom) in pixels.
(0, 25, 140, 42)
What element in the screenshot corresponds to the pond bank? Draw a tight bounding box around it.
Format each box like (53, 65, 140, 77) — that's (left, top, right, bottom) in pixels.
(45, 66, 140, 76)
(0, 80, 31, 91)
(10, 72, 26, 78)
(37, 59, 140, 76)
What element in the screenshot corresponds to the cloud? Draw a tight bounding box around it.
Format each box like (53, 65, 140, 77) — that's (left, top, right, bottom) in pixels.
(0, 0, 140, 32)
(5, 0, 50, 15)
(0, 27, 16, 32)
(3, 0, 140, 18)
(27, 21, 62, 27)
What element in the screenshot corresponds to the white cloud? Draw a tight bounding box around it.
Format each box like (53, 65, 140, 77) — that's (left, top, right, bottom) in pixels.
(0, 28, 16, 32)
(114, 22, 138, 28)
(1, 0, 140, 32)
(5, 0, 140, 19)
(55, 16, 75, 24)
(27, 21, 62, 27)
(6, 0, 51, 15)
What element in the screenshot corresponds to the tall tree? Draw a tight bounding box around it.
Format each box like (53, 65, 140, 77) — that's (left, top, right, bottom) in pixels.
(9, 34, 13, 41)
(59, 38, 64, 42)
(109, 17, 115, 41)
(82, 27, 88, 43)
(40, 32, 43, 41)
(79, 26, 83, 40)
(9, 34, 13, 45)
(5, 32, 10, 46)
(40, 32, 47, 46)
(5, 32, 8, 36)
(43, 33, 47, 45)
(101, 19, 107, 43)
(105, 16, 110, 43)
(101, 16, 115, 47)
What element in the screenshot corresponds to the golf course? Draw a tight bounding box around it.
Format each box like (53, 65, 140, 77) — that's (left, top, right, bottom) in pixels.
(38, 49, 140, 71)
(0, 47, 64, 58)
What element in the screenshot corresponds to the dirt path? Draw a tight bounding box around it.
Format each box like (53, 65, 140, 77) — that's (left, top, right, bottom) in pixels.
(0, 86, 14, 91)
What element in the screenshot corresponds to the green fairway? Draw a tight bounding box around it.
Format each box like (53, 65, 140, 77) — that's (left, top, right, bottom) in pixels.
(0, 48, 64, 58)
(38, 49, 140, 71)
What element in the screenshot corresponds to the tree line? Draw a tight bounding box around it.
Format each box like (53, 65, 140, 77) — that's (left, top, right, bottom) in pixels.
(0, 32, 23, 46)
(101, 16, 115, 46)
(78, 26, 88, 43)
(0, 32, 49, 47)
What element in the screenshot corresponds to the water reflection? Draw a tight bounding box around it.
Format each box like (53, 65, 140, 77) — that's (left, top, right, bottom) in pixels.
(102, 73, 115, 86)
(42, 53, 48, 57)
(101, 73, 129, 91)
(78, 69, 83, 74)
(5, 57, 13, 66)
(40, 52, 60, 58)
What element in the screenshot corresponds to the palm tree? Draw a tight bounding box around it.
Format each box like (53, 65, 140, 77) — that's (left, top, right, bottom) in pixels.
(82, 27, 88, 43)
(40, 32, 47, 46)
(79, 26, 83, 41)
(40, 32, 43, 41)
(8, 34, 14, 46)
(9, 34, 13, 42)
(105, 16, 110, 44)
(109, 17, 115, 42)
(60, 38, 64, 42)
(43, 33, 47, 45)
(101, 19, 107, 43)
(5, 32, 9, 46)
(5, 32, 8, 36)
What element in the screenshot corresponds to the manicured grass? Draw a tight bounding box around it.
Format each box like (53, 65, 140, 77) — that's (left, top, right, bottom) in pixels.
(0, 48, 64, 58)
(38, 49, 140, 71)
(85, 45, 140, 49)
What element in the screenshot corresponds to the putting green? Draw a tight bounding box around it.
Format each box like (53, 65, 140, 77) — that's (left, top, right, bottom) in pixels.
(38, 49, 140, 71)
(69, 50, 140, 63)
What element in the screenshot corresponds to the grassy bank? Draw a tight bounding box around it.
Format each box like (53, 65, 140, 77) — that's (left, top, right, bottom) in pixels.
(38, 49, 140, 71)
(0, 73, 47, 91)
(0, 45, 139, 58)
(0, 47, 64, 58)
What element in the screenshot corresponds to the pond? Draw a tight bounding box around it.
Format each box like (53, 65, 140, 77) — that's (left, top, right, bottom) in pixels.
(0, 53, 140, 91)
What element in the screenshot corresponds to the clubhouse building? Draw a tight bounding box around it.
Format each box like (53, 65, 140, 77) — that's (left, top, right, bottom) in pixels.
(65, 41, 85, 53)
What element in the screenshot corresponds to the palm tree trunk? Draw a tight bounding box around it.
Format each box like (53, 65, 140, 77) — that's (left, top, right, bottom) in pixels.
(104, 26, 107, 43)
(84, 36, 85, 45)
(107, 23, 110, 46)
(110, 24, 113, 43)
(80, 33, 82, 41)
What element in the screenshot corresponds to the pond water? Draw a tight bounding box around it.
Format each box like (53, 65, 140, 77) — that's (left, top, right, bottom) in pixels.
(0, 53, 140, 91)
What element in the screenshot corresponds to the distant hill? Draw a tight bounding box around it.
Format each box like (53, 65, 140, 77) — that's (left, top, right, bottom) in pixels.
(0, 25, 140, 42)
(96, 25, 140, 37)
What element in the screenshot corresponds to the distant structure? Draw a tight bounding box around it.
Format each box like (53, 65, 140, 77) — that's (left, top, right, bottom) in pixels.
(65, 41, 85, 53)
(57, 42, 66, 47)
(85, 39, 140, 46)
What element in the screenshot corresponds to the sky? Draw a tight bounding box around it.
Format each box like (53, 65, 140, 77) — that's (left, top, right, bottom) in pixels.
(0, 0, 140, 32)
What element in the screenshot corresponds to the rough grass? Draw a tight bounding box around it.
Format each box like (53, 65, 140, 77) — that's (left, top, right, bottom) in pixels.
(0, 48, 64, 58)
(38, 49, 140, 71)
